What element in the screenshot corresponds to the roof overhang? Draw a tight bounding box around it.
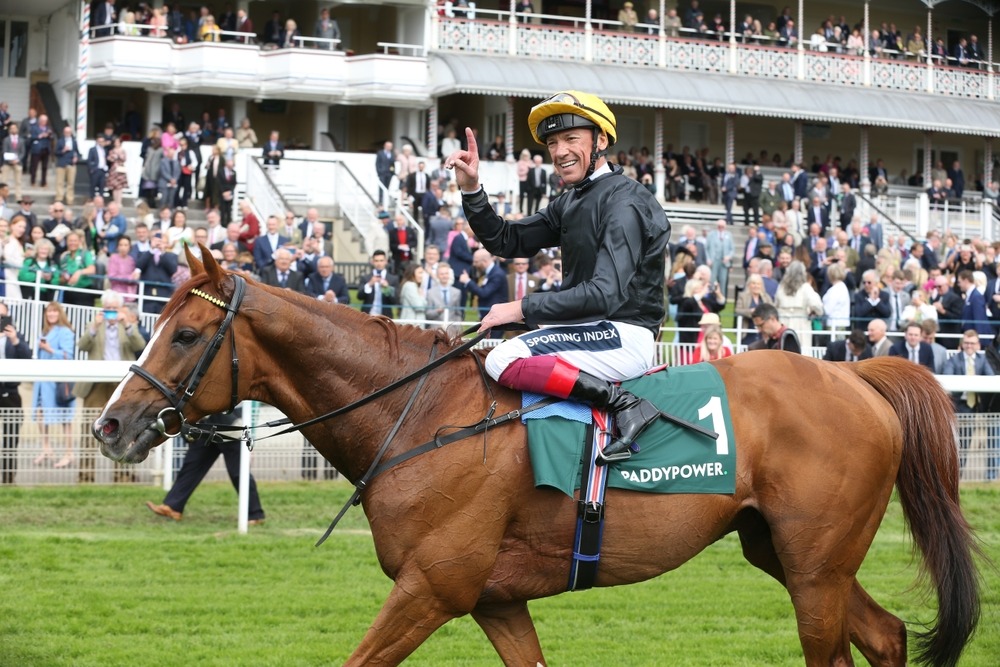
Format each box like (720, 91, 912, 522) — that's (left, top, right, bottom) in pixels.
(430, 53, 1000, 137)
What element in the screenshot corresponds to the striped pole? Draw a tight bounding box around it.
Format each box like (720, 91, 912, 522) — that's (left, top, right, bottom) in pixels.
(427, 101, 438, 159)
(505, 96, 514, 161)
(77, 0, 90, 138)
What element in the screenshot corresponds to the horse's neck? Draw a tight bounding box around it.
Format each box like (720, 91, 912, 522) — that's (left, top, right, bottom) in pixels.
(241, 296, 493, 481)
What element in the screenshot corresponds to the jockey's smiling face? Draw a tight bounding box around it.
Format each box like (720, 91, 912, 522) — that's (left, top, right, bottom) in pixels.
(545, 128, 608, 185)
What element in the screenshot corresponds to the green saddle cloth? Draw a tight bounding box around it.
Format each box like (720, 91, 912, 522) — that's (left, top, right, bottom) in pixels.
(526, 364, 736, 496)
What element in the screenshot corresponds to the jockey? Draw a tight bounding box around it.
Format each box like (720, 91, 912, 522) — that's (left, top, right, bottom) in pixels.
(445, 91, 671, 463)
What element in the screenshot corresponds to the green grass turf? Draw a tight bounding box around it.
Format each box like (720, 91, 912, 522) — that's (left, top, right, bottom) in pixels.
(0, 482, 996, 666)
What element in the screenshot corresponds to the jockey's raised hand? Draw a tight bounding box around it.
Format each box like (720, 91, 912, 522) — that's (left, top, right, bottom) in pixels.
(445, 127, 480, 193)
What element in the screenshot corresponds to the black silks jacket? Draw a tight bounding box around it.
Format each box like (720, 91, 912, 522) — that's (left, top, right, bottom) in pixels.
(463, 164, 671, 335)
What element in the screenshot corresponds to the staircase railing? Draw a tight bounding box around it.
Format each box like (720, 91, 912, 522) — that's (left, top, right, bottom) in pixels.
(246, 157, 295, 224)
(855, 192, 918, 244)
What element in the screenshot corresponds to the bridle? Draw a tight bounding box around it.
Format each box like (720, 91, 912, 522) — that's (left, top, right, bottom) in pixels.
(129, 275, 247, 438)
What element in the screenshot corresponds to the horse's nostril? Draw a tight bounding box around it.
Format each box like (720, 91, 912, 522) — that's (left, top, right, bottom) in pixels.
(101, 419, 119, 437)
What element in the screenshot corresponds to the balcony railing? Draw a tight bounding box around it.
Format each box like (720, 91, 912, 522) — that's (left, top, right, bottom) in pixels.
(434, 15, 998, 102)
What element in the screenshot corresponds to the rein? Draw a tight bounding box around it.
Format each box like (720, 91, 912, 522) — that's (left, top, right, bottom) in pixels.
(129, 278, 542, 543)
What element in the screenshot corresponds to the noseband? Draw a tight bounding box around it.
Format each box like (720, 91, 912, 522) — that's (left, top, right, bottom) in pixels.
(129, 275, 247, 437)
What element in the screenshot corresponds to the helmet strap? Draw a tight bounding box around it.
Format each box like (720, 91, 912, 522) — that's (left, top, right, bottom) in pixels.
(585, 127, 602, 180)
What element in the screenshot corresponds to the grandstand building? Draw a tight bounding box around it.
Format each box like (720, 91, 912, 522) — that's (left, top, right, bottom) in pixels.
(3, 1, 1000, 188)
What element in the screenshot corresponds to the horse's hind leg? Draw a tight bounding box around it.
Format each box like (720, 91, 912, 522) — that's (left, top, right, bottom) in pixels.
(848, 579, 907, 666)
(472, 601, 547, 666)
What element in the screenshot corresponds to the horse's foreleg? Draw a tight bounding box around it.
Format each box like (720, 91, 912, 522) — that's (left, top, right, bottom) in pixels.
(472, 601, 546, 666)
(847, 579, 907, 666)
(343, 579, 461, 666)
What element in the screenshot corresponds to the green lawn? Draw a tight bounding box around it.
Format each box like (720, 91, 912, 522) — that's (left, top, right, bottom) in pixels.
(0, 482, 997, 666)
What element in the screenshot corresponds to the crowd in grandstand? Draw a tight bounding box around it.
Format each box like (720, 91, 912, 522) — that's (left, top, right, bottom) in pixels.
(86, 1, 993, 70)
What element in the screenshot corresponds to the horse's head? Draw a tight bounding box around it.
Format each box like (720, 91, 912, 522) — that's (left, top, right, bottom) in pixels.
(95, 245, 246, 463)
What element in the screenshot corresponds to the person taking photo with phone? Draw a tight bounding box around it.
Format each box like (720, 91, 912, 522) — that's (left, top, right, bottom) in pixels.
(445, 91, 671, 463)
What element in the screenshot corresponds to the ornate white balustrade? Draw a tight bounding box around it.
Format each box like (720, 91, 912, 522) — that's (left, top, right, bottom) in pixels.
(436, 17, 997, 103)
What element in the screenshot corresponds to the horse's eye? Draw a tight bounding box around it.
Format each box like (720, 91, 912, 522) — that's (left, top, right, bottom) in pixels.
(174, 330, 199, 345)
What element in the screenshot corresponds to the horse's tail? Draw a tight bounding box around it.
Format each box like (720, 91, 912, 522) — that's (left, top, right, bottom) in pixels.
(850, 357, 981, 667)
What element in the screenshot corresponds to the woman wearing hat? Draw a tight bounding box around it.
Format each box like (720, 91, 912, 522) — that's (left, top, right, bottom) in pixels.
(618, 1, 639, 32)
(446, 91, 671, 463)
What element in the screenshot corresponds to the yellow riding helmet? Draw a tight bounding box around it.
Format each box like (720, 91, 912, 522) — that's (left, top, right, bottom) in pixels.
(528, 91, 617, 147)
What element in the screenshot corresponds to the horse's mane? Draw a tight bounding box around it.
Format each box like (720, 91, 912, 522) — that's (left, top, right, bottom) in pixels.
(160, 270, 459, 353)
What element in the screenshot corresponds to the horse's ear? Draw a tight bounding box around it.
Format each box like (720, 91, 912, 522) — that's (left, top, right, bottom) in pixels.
(186, 245, 205, 276)
(193, 243, 226, 288)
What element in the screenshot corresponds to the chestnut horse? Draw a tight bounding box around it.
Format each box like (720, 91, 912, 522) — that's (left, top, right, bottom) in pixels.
(94, 249, 980, 666)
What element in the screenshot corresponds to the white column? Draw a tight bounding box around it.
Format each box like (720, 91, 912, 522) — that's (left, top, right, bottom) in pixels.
(584, 0, 593, 62)
(923, 132, 933, 189)
(985, 138, 994, 191)
(725, 115, 735, 166)
(504, 96, 515, 161)
(863, 0, 871, 87)
(654, 111, 665, 203)
(427, 101, 438, 159)
(147, 91, 164, 128)
(508, 0, 517, 56)
(926, 9, 934, 93)
(231, 98, 247, 127)
(728, 0, 737, 74)
(314, 102, 330, 151)
(796, 0, 805, 80)
(793, 121, 803, 166)
(77, 0, 90, 138)
(860, 126, 870, 194)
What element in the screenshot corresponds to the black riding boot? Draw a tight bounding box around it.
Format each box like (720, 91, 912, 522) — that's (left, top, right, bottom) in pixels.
(568, 371, 663, 464)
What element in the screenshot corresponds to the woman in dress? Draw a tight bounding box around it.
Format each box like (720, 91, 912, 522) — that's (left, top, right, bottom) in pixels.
(107, 236, 138, 300)
(32, 301, 76, 468)
(3, 216, 28, 300)
(203, 145, 223, 209)
(18, 238, 60, 302)
(690, 324, 733, 364)
(774, 260, 824, 352)
(166, 209, 194, 255)
(398, 263, 428, 326)
(735, 273, 774, 333)
(821, 261, 851, 337)
(516, 148, 532, 214)
(106, 136, 129, 207)
(236, 118, 258, 149)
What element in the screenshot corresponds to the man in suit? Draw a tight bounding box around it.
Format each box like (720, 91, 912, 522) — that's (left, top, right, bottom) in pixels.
(425, 262, 464, 326)
(1, 123, 25, 200)
(823, 328, 873, 362)
(158, 146, 181, 210)
(313, 7, 341, 49)
(50, 124, 80, 205)
(0, 301, 32, 484)
(252, 215, 290, 272)
(806, 195, 830, 234)
(868, 158, 888, 186)
(721, 162, 739, 225)
(375, 140, 395, 205)
(77, 290, 148, 482)
(305, 256, 350, 304)
(218, 159, 237, 225)
(262, 130, 285, 167)
(885, 269, 911, 332)
(920, 320, 949, 374)
(405, 161, 431, 224)
(387, 213, 419, 275)
(838, 183, 857, 230)
(866, 318, 892, 357)
(93, 0, 117, 38)
(449, 219, 475, 305)
(944, 329, 995, 412)
(741, 230, 759, 270)
(134, 233, 179, 314)
(232, 8, 254, 43)
(930, 275, 964, 348)
(853, 269, 892, 333)
(742, 165, 763, 226)
(87, 135, 109, 198)
(986, 271, 1000, 333)
(704, 219, 734, 295)
(358, 249, 399, 316)
(211, 222, 248, 255)
(506, 257, 537, 302)
(527, 155, 546, 215)
(791, 163, 809, 200)
(260, 248, 305, 293)
(958, 269, 993, 339)
(888, 321, 935, 371)
(845, 218, 870, 256)
(460, 249, 508, 334)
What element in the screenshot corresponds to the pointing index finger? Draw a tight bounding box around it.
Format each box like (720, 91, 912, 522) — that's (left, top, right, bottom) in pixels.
(465, 127, 478, 156)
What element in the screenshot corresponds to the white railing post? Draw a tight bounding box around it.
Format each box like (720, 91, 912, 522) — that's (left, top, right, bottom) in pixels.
(237, 401, 252, 534)
(917, 192, 930, 237)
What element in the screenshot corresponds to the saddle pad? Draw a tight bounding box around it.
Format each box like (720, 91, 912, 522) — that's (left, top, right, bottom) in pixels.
(525, 364, 736, 496)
